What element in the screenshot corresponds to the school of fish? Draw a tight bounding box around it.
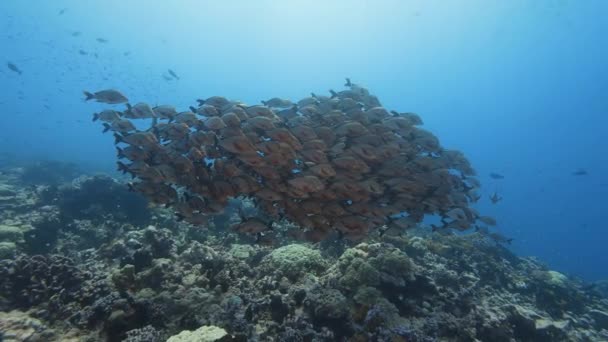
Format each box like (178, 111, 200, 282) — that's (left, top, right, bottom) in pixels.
(86, 80, 488, 241)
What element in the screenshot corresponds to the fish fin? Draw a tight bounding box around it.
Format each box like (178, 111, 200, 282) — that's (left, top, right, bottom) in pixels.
(196, 99, 205, 106)
(102, 123, 111, 133)
(311, 92, 317, 98)
(113, 133, 123, 144)
(83, 91, 95, 101)
(116, 161, 128, 174)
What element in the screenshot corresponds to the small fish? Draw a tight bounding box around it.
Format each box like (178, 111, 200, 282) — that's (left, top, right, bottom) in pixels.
(78, 49, 88, 55)
(262, 97, 293, 108)
(92, 109, 121, 122)
(58, 8, 67, 15)
(123, 51, 131, 56)
(490, 192, 503, 204)
(83, 89, 128, 104)
(96, 38, 108, 43)
(489, 172, 504, 179)
(124, 102, 157, 119)
(71, 31, 81, 37)
(168, 69, 179, 80)
(572, 168, 588, 176)
(7, 62, 22, 75)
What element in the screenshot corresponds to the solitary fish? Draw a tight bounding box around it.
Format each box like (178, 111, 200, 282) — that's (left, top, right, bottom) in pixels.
(83, 89, 128, 104)
(7, 62, 22, 75)
(490, 192, 503, 204)
(572, 168, 588, 176)
(96, 38, 108, 43)
(489, 172, 504, 179)
(168, 69, 179, 80)
(58, 8, 67, 15)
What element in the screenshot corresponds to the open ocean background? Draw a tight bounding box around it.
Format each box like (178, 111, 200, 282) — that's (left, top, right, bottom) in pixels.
(1, 0, 606, 280)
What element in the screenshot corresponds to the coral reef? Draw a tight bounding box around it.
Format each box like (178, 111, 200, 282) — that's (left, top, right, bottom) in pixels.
(2, 177, 607, 342)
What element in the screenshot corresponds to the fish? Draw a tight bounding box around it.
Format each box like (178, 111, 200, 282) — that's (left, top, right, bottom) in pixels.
(572, 168, 588, 176)
(7, 62, 22, 75)
(489, 172, 504, 179)
(71, 31, 81, 37)
(102, 119, 136, 134)
(197, 96, 230, 108)
(153, 105, 178, 120)
(96, 38, 108, 43)
(78, 49, 88, 55)
(92, 109, 121, 122)
(262, 97, 293, 108)
(490, 192, 502, 204)
(83, 89, 128, 104)
(89, 80, 483, 242)
(478, 215, 497, 226)
(168, 69, 179, 80)
(114, 131, 158, 147)
(116, 146, 150, 161)
(58, 8, 67, 15)
(124, 103, 156, 119)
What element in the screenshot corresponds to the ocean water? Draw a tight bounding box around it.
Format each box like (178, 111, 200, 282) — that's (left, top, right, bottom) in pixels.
(1, 0, 607, 283)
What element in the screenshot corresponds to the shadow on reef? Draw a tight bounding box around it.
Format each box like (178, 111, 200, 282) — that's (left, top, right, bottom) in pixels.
(18, 160, 83, 186)
(0, 171, 152, 254)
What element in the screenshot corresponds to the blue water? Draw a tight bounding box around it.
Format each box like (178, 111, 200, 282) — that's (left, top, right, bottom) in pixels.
(1, 1, 607, 281)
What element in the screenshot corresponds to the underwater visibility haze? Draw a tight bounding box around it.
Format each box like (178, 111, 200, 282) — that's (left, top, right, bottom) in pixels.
(1, 1, 608, 341)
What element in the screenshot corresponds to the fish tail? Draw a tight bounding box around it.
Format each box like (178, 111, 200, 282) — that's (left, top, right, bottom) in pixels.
(329, 90, 338, 98)
(116, 161, 128, 174)
(261, 101, 267, 106)
(127, 182, 135, 192)
(189, 106, 197, 113)
(113, 133, 123, 144)
(116, 147, 124, 159)
(83, 91, 95, 101)
(125, 103, 132, 112)
(196, 99, 205, 106)
(345, 78, 351, 87)
(102, 123, 111, 133)
(92, 113, 99, 121)
(175, 212, 185, 221)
